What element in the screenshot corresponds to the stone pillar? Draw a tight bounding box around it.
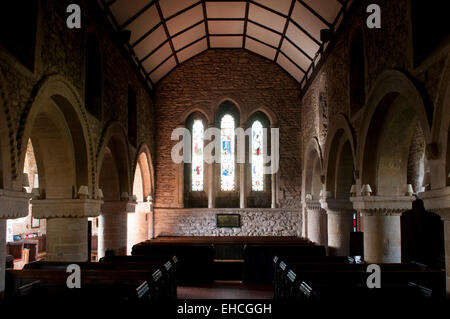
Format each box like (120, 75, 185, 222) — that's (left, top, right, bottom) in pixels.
(99, 200, 135, 258)
(321, 199, 353, 256)
(305, 200, 327, 246)
(207, 162, 215, 208)
(270, 125, 279, 208)
(0, 188, 31, 299)
(271, 173, 277, 208)
(239, 162, 247, 208)
(420, 187, 450, 297)
(351, 196, 413, 263)
(128, 201, 151, 254)
(0, 219, 5, 299)
(32, 198, 102, 261)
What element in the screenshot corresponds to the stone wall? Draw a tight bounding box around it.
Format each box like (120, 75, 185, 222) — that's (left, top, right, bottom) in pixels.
(154, 49, 302, 209)
(154, 208, 301, 237)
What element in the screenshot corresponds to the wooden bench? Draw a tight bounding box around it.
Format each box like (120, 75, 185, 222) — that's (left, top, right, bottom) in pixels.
(5, 267, 170, 301)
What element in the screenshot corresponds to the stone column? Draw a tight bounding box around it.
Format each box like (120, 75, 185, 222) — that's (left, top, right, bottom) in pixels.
(321, 199, 353, 256)
(0, 187, 31, 299)
(128, 200, 151, 254)
(270, 125, 279, 208)
(32, 197, 103, 261)
(207, 161, 215, 208)
(420, 187, 450, 297)
(239, 162, 247, 208)
(99, 199, 135, 258)
(305, 200, 327, 246)
(351, 195, 413, 263)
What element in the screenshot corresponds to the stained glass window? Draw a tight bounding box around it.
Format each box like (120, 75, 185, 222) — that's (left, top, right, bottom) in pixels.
(192, 120, 204, 191)
(220, 114, 235, 191)
(251, 120, 264, 191)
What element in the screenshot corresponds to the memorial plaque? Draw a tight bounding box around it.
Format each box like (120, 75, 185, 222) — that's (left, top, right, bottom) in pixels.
(216, 214, 240, 228)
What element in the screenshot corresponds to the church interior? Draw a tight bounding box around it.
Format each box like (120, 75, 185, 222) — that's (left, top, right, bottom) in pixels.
(0, 0, 450, 311)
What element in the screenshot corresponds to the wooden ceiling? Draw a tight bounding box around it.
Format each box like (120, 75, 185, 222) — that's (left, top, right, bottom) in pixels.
(99, 0, 351, 90)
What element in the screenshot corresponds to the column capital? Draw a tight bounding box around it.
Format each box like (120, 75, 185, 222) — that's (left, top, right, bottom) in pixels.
(350, 195, 414, 216)
(135, 201, 152, 214)
(419, 186, 450, 220)
(102, 200, 136, 214)
(320, 198, 354, 215)
(31, 198, 103, 218)
(0, 189, 31, 219)
(304, 200, 322, 212)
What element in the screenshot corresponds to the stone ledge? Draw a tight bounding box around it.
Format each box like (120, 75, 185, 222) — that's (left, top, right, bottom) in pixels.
(350, 195, 414, 216)
(0, 189, 32, 219)
(419, 187, 450, 220)
(31, 198, 103, 218)
(320, 198, 354, 214)
(153, 207, 297, 214)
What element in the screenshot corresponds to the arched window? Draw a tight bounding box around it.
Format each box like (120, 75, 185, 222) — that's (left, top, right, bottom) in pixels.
(251, 120, 264, 191)
(192, 120, 204, 191)
(220, 114, 235, 191)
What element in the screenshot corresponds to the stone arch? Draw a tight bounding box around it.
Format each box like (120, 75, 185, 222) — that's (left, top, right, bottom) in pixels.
(213, 96, 246, 125)
(303, 137, 323, 200)
(431, 55, 450, 188)
(357, 70, 432, 196)
(247, 105, 279, 127)
(97, 122, 131, 196)
(17, 75, 93, 199)
(177, 105, 212, 126)
(134, 143, 154, 200)
(324, 114, 357, 197)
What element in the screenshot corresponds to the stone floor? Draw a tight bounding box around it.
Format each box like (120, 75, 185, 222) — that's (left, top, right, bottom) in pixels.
(177, 282, 273, 299)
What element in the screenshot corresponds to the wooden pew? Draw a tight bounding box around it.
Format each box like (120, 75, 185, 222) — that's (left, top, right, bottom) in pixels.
(24, 259, 176, 299)
(5, 268, 169, 301)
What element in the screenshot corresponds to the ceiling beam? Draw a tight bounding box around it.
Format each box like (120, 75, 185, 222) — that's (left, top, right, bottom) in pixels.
(297, 0, 332, 28)
(242, 0, 250, 48)
(201, 0, 211, 49)
(274, 0, 296, 62)
(120, 0, 155, 30)
(154, 0, 179, 65)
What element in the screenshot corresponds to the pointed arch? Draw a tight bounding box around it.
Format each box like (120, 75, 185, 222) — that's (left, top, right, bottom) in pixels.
(134, 143, 155, 200)
(302, 137, 323, 200)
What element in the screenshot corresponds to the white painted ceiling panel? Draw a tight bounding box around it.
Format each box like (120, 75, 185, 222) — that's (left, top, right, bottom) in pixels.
(253, 0, 292, 15)
(280, 40, 310, 71)
(149, 56, 177, 83)
(246, 22, 281, 47)
(286, 22, 319, 58)
(110, 0, 149, 25)
(210, 36, 243, 48)
(303, 0, 341, 23)
(142, 42, 172, 73)
(245, 37, 276, 60)
(166, 4, 203, 35)
(177, 38, 208, 63)
(133, 25, 167, 60)
(101, 0, 348, 86)
(277, 53, 304, 82)
(126, 5, 160, 44)
(291, 2, 327, 41)
(208, 21, 244, 35)
(206, 2, 246, 18)
(159, 0, 199, 19)
(172, 23, 206, 51)
(248, 3, 286, 33)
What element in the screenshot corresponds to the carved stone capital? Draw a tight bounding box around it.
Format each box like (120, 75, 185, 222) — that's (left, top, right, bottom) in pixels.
(135, 201, 152, 214)
(0, 189, 32, 219)
(305, 200, 322, 212)
(31, 198, 103, 218)
(102, 200, 136, 214)
(320, 198, 354, 215)
(350, 195, 414, 216)
(419, 187, 450, 220)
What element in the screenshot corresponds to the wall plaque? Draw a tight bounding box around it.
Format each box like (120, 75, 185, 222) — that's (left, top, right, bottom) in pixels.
(216, 214, 241, 228)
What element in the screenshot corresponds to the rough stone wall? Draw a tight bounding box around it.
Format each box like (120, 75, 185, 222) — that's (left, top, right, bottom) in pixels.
(0, 0, 156, 175)
(155, 209, 301, 237)
(154, 49, 302, 209)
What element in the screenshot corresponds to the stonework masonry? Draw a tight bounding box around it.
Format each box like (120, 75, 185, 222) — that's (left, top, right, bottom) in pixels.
(154, 208, 301, 237)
